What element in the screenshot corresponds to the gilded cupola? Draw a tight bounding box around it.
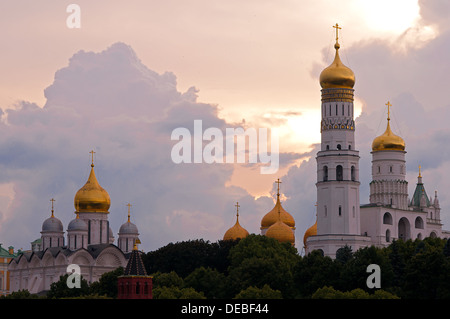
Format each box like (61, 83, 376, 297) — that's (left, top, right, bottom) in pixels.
(372, 101, 405, 152)
(265, 207, 295, 245)
(319, 23, 355, 89)
(74, 151, 111, 213)
(223, 202, 249, 241)
(261, 179, 295, 232)
(303, 220, 317, 248)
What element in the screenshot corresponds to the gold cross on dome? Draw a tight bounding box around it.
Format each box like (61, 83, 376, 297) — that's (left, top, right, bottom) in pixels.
(235, 202, 240, 216)
(89, 150, 96, 167)
(50, 198, 55, 217)
(275, 178, 282, 195)
(385, 101, 392, 120)
(126, 203, 132, 222)
(333, 23, 342, 41)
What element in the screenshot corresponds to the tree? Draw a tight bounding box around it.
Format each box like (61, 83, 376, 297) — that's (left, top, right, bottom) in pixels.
(335, 245, 353, 265)
(46, 274, 90, 299)
(184, 266, 227, 299)
(89, 267, 123, 298)
(0, 289, 40, 299)
(227, 235, 300, 298)
(143, 239, 238, 277)
(153, 286, 206, 299)
(403, 248, 447, 299)
(234, 284, 282, 299)
(152, 271, 184, 289)
(339, 246, 394, 292)
(294, 250, 341, 298)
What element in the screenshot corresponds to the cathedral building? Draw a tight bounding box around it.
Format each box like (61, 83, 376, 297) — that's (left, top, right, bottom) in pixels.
(8, 155, 141, 294)
(303, 25, 450, 258)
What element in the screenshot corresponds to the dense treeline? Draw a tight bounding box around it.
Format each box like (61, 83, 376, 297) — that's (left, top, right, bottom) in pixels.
(4, 235, 450, 299)
(142, 234, 450, 299)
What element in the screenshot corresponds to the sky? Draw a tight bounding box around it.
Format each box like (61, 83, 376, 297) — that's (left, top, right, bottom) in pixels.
(0, 0, 449, 252)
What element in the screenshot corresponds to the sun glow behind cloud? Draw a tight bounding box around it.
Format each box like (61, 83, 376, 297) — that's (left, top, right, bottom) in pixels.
(356, 0, 420, 34)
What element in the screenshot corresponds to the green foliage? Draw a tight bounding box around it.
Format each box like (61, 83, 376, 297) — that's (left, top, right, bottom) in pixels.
(46, 273, 90, 299)
(234, 284, 282, 299)
(153, 286, 206, 299)
(312, 286, 399, 299)
(0, 289, 42, 299)
(227, 235, 300, 298)
(89, 267, 123, 298)
(184, 266, 227, 299)
(294, 250, 341, 298)
(152, 271, 184, 288)
(143, 239, 238, 277)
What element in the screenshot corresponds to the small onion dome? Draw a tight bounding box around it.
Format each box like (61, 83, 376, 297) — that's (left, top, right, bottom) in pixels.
(319, 40, 355, 89)
(42, 215, 63, 232)
(223, 203, 249, 241)
(372, 116, 405, 152)
(265, 218, 295, 245)
(119, 221, 139, 235)
(119, 203, 139, 235)
(74, 162, 111, 213)
(42, 200, 63, 232)
(261, 195, 295, 231)
(303, 221, 317, 248)
(67, 214, 88, 232)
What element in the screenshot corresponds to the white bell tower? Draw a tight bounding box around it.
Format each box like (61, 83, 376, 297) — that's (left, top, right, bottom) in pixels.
(306, 24, 371, 257)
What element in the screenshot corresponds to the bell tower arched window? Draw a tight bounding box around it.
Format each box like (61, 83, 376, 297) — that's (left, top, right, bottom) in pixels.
(336, 165, 343, 181)
(323, 166, 328, 182)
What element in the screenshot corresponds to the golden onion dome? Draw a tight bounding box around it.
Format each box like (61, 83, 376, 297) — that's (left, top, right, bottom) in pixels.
(223, 203, 249, 241)
(319, 24, 355, 89)
(261, 195, 295, 230)
(74, 163, 111, 213)
(372, 103, 405, 152)
(303, 220, 317, 247)
(265, 211, 295, 245)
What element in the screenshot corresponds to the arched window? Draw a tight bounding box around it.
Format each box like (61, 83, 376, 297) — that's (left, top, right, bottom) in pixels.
(386, 229, 391, 242)
(337, 144, 342, 150)
(323, 166, 328, 181)
(326, 145, 330, 150)
(383, 212, 393, 225)
(336, 165, 343, 181)
(398, 217, 411, 240)
(348, 144, 352, 150)
(338, 205, 342, 216)
(324, 205, 328, 217)
(415, 216, 424, 229)
(351, 166, 356, 181)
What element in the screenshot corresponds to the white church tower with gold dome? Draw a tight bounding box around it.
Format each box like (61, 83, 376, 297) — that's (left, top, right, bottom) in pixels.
(305, 24, 372, 257)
